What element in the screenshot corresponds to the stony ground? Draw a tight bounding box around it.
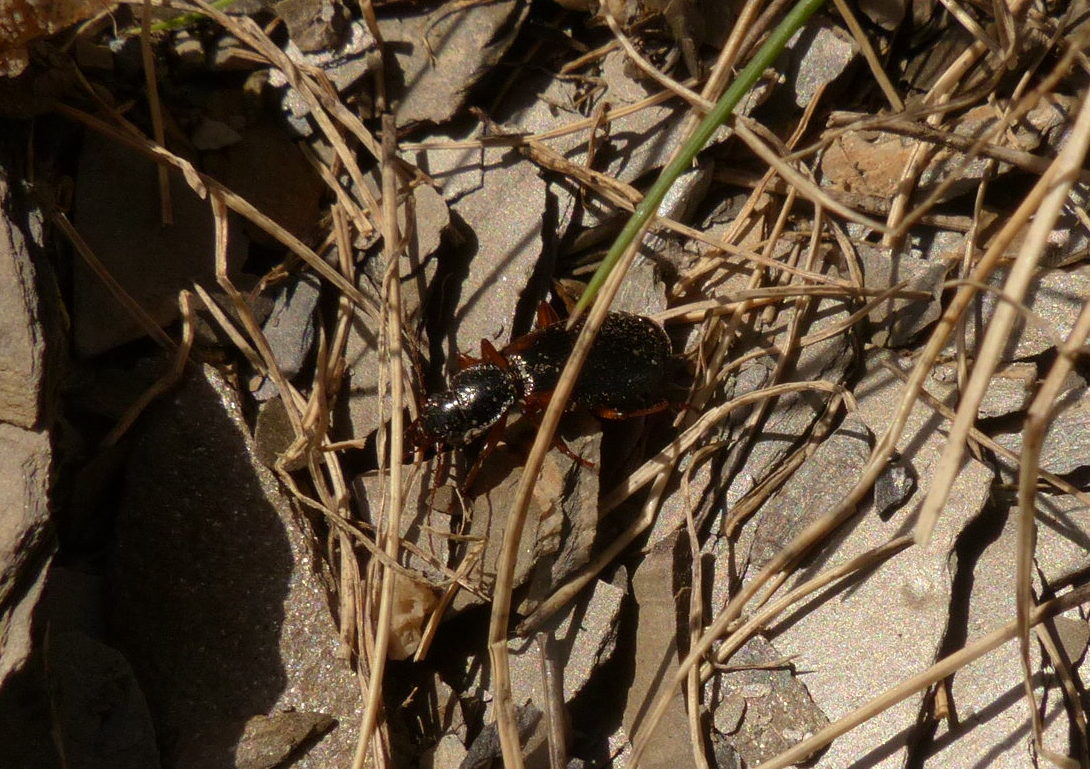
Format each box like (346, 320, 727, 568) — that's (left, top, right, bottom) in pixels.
(1, 1, 1090, 768)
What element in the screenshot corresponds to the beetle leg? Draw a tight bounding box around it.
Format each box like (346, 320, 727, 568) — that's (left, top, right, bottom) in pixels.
(553, 434, 595, 470)
(421, 445, 453, 515)
(479, 338, 511, 370)
(535, 301, 561, 328)
(552, 281, 580, 315)
(591, 400, 670, 420)
(522, 402, 596, 470)
(457, 352, 480, 370)
(462, 412, 508, 492)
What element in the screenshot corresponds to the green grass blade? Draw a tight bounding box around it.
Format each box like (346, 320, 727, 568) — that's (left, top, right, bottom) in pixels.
(573, 0, 829, 316)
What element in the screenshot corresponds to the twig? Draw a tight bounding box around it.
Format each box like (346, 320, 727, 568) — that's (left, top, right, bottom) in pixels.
(353, 113, 404, 769)
(829, 0, 903, 111)
(139, 0, 172, 224)
(1016, 297, 1090, 762)
(915, 88, 1090, 546)
(752, 582, 1090, 768)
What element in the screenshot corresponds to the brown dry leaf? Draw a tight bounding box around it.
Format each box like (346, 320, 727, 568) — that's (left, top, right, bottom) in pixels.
(0, 0, 114, 77)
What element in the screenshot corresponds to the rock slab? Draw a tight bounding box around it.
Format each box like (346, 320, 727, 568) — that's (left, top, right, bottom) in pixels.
(110, 365, 360, 768)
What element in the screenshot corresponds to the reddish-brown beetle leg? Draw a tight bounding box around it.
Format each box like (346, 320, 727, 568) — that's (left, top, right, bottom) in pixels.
(462, 412, 509, 492)
(591, 400, 670, 420)
(554, 436, 595, 470)
(480, 338, 509, 369)
(523, 400, 596, 470)
(535, 301, 561, 329)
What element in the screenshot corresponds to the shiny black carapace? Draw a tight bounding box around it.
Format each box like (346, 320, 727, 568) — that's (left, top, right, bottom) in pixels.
(410, 308, 671, 449)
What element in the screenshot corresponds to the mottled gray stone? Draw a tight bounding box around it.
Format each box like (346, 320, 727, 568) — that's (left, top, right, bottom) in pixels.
(723, 297, 855, 508)
(381, 0, 526, 127)
(442, 134, 548, 355)
(252, 273, 320, 401)
(955, 264, 1090, 361)
(1034, 494, 1090, 590)
(929, 361, 1045, 419)
(783, 20, 858, 109)
(275, 0, 348, 52)
(759, 348, 992, 768)
(342, 183, 444, 443)
(355, 418, 600, 616)
(858, 242, 947, 346)
(709, 636, 829, 766)
(928, 510, 1075, 766)
(994, 387, 1090, 475)
(508, 578, 624, 705)
(746, 414, 873, 573)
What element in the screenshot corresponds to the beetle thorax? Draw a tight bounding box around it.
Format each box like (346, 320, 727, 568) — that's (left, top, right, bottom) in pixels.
(416, 363, 518, 446)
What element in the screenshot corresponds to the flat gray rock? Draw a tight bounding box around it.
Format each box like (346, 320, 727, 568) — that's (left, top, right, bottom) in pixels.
(858, 242, 947, 347)
(507, 578, 624, 706)
(623, 532, 699, 769)
(722, 296, 855, 509)
(745, 414, 874, 574)
(0, 422, 52, 686)
(110, 365, 360, 768)
(72, 132, 248, 357)
(341, 183, 445, 444)
(382, 0, 526, 127)
(0, 172, 51, 429)
(994, 387, 1090, 476)
(927, 509, 1074, 765)
(1034, 494, 1090, 590)
(930, 361, 1043, 419)
(709, 635, 829, 766)
(766, 349, 991, 768)
(448, 150, 548, 354)
(953, 263, 1090, 362)
(252, 273, 321, 401)
(355, 416, 601, 617)
(782, 20, 858, 109)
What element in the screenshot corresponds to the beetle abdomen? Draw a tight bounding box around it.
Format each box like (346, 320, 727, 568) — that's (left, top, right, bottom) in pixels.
(575, 313, 671, 412)
(505, 312, 670, 412)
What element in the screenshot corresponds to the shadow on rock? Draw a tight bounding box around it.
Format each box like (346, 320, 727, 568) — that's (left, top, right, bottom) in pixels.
(107, 366, 294, 769)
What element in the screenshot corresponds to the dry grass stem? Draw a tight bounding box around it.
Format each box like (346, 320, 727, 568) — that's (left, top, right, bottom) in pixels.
(603, 9, 713, 114)
(53, 211, 176, 350)
(44, 2, 1090, 766)
(139, 0, 172, 225)
(518, 381, 845, 636)
(703, 535, 915, 679)
(1015, 296, 1090, 760)
(829, 0, 903, 110)
(57, 104, 375, 311)
(751, 583, 1090, 769)
(101, 289, 196, 448)
(353, 113, 405, 769)
(916, 87, 1090, 547)
(734, 119, 892, 232)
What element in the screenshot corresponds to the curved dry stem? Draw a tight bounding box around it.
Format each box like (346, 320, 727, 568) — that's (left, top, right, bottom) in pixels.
(915, 87, 1090, 546)
(518, 380, 845, 635)
(750, 583, 1090, 768)
(1015, 297, 1090, 759)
